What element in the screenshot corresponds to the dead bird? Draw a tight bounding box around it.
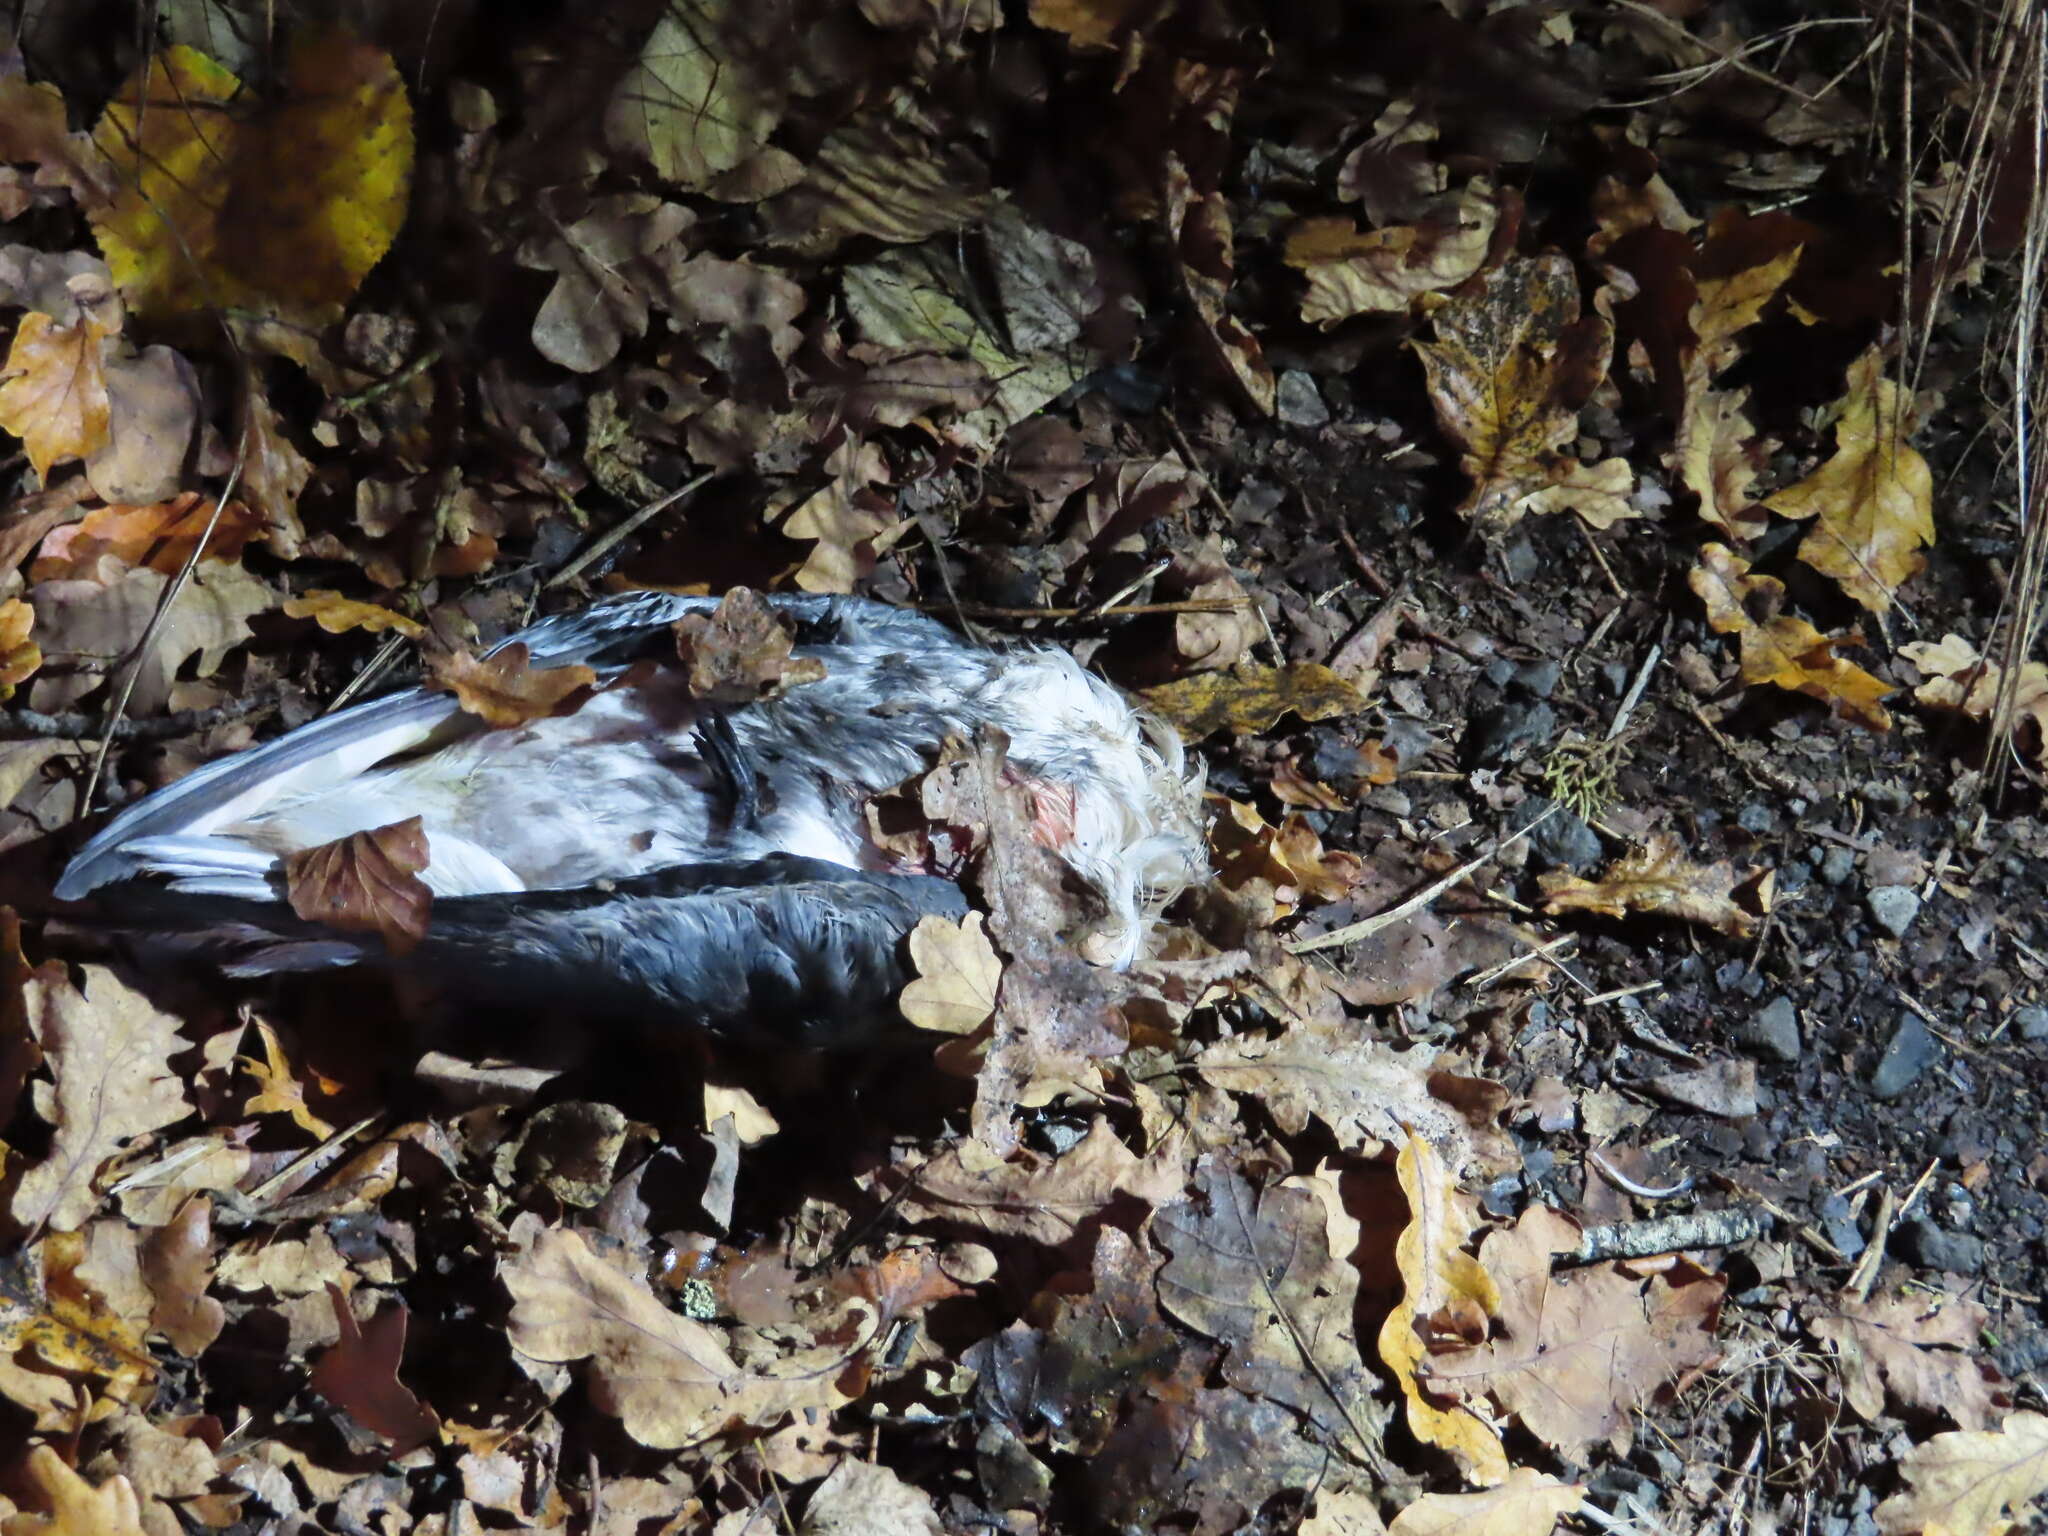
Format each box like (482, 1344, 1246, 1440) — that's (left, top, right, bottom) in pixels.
(55, 592, 1207, 1046)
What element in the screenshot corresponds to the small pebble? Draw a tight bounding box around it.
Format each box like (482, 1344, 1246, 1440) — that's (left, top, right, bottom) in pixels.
(1866, 884, 1921, 938)
(1736, 801, 1775, 833)
(1899, 1216, 1985, 1276)
(2013, 1005, 2048, 1042)
(1275, 370, 1330, 427)
(1819, 846, 1857, 886)
(1740, 997, 1802, 1063)
(1868, 1013, 1937, 1101)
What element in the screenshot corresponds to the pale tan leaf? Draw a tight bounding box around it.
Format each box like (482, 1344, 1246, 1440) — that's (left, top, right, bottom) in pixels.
(2, 1444, 148, 1536)
(236, 1019, 336, 1137)
(1288, 181, 1497, 322)
(798, 1458, 945, 1536)
(10, 966, 191, 1234)
(1387, 1469, 1586, 1536)
(281, 817, 432, 957)
(1875, 1412, 2048, 1536)
(604, 0, 785, 189)
(1811, 1290, 2003, 1430)
(1689, 543, 1892, 730)
(900, 913, 1002, 1035)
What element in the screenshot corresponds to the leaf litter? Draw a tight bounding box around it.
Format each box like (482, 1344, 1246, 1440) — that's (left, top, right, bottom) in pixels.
(0, 1, 2036, 1532)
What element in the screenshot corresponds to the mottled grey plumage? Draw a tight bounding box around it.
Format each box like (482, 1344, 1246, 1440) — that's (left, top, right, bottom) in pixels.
(58, 592, 1206, 1044)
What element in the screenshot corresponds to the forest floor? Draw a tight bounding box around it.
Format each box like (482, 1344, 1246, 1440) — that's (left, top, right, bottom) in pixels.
(0, 1, 2044, 1533)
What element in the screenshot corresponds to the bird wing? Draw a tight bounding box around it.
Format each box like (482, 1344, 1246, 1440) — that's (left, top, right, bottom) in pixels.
(55, 592, 957, 902)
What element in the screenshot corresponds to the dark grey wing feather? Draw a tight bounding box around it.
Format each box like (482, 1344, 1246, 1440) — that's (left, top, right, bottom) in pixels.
(107, 856, 970, 1048)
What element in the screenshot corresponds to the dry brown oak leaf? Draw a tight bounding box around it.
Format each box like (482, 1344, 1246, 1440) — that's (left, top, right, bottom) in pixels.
(1386, 1468, 1587, 1536)
(9, 965, 191, 1235)
(2, 1444, 148, 1536)
(1538, 830, 1768, 938)
(672, 585, 826, 705)
(426, 642, 598, 727)
(502, 1220, 871, 1451)
(1810, 1290, 2007, 1432)
(1418, 1203, 1724, 1461)
(1875, 1411, 2048, 1536)
(282, 816, 432, 957)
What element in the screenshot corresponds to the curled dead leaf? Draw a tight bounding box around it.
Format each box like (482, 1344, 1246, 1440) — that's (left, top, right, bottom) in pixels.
(1690, 542, 1892, 729)
(283, 590, 425, 640)
(672, 587, 826, 705)
(1539, 831, 1768, 938)
(427, 643, 597, 727)
(282, 817, 432, 957)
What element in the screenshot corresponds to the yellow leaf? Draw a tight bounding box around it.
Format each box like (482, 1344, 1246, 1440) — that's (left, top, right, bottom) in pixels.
(1413, 256, 1636, 532)
(1767, 347, 1935, 613)
(900, 913, 1002, 1035)
(1387, 1468, 1586, 1536)
(1538, 831, 1768, 938)
(1377, 1128, 1509, 1485)
(1142, 663, 1369, 740)
(0, 310, 114, 478)
(282, 590, 424, 640)
(89, 36, 413, 322)
(236, 1019, 336, 1139)
(1875, 1412, 2048, 1536)
(0, 600, 41, 700)
(1689, 543, 1892, 729)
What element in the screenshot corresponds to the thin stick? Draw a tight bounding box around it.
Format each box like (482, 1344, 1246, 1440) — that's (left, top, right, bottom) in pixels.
(1285, 807, 1556, 955)
(545, 471, 715, 590)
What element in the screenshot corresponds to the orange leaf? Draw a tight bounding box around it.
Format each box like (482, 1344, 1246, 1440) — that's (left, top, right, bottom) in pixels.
(427, 643, 597, 727)
(282, 590, 425, 640)
(0, 598, 42, 699)
(1538, 831, 1767, 938)
(281, 817, 432, 957)
(30, 493, 262, 580)
(1690, 542, 1893, 729)
(0, 309, 114, 478)
(236, 1018, 336, 1137)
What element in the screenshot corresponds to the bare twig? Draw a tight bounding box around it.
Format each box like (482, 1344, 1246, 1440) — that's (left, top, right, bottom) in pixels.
(1562, 1204, 1768, 1267)
(1, 695, 269, 742)
(545, 471, 716, 590)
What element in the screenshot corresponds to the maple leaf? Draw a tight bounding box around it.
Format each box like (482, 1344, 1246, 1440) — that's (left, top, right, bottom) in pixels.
(1141, 662, 1369, 740)
(1414, 255, 1637, 532)
(30, 493, 263, 580)
(1810, 1290, 2005, 1431)
(899, 913, 1002, 1035)
(1387, 1469, 1587, 1536)
(5, 1444, 148, 1536)
(1538, 830, 1768, 938)
(0, 305, 115, 478)
(236, 1019, 337, 1138)
(1875, 1412, 2048, 1536)
(501, 1221, 870, 1450)
(1420, 1204, 1725, 1461)
(0, 598, 42, 700)
(1287, 180, 1498, 321)
(89, 35, 413, 323)
(426, 643, 597, 727)
(282, 817, 433, 957)
(1690, 542, 1893, 729)
(672, 587, 827, 705)
(1153, 1158, 1393, 1464)
(308, 1285, 441, 1454)
(282, 590, 425, 640)
(1767, 348, 1935, 613)
(9, 966, 191, 1234)
(1377, 1129, 1508, 1486)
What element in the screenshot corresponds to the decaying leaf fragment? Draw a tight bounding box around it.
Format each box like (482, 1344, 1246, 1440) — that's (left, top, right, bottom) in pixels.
(427, 642, 598, 726)
(282, 590, 425, 640)
(0, 1235, 156, 1425)
(1901, 632, 2048, 773)
(1768, 348, 1935, 613)
(899, 913, 1002, 1036)
(672, 586, 826, 705)
(1689, 542, 1892, 729)
(89, 36, 413, 323)
(1377, 1129, 1508, 1485)
(1538, 831, 1769, 938)
(1874, 1411, 2048, 1536)
(1413, 256, 1637, 532)
(281, 817, 432, 957)
(0, 598, 42, 699)
(1420, 1204, 1724, 1461)
(1142, 662, 1369, 740)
